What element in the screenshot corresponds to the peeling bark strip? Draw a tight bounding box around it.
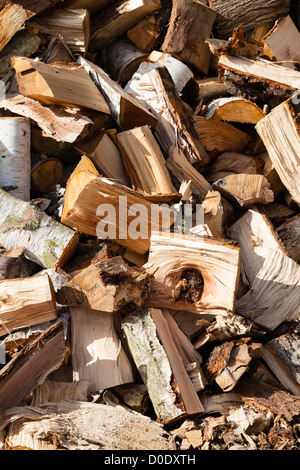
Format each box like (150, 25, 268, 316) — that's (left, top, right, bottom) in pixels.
(210, 0, 291, 39)
(0, 189, 79, 269)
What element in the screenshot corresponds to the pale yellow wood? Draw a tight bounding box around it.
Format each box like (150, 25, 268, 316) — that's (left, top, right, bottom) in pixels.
(263, 16, 300, 67)
(206, 97, 265, 124)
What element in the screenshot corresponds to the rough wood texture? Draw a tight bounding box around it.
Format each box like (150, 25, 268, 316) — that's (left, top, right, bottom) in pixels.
(104, 38, 147, 82)
(0, 3, 28, 52)
(0, 29, 41, 78)
(161, 0, 216, 74)
(30, 379, 89, 406)
(277, 215, 300, 264)
(31, 157, 63, 195)
(206, 97, 265, 124)
(70, 307, 134, 393)
(263, 16, 300, 67)
(209, 0, 291, 39)
(0, 189, 78, 269)
(205, 152, 263, 183)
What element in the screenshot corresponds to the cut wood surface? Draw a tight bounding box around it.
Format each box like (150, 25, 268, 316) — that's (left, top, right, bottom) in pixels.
(127, 12, 161, 52)
(205, 97, 265, 124)
(205, 152, 263, 183)
(148, 50, 194, 93)
(262, 15, 300, 67)
(0, 3, 28, 53)
(104, 38, 147, 83)
(277, 214, 300, 264)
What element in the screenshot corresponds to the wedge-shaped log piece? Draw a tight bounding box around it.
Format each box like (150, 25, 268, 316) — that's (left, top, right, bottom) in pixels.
(122, 308, 204, 423)
(0, 117, 31, 201)
(206, 26, 263, 59)
(262, 16, 300, 67)
(0, 3, 28, 52)
(0, 247, 28, 281)
(236, 248, 300, 330)
(31, 157, 63, 195)
(260, 151, 285, 197)
(262, 333, 300, 396)
(127, 14, 163, 52)
(31, 379, 89, 406)
(209, 0, 291, 40)
(0, 189, 78, 269)
(70, 307, 134, 393)
(29, 8, 90, 53)
(213, 174, 274, 208)
(205, 152, 263, 183)
(206, 97, 265, 124)
(144, 233, 241, 316)
(78, 56, 158, 131)
(256, 98, 300, 205)
(104, 38, 147, 83)
(116, 125, 179, 202)
(90, 0, 161, 49)
(61, 164, 173, 254)
(125, 66, 209, 166)
(0, 0, 63, 18)
(277, 215, 300, 264)
(0, 322, 66, 425)
(0, 94, 94, 144)
(161, 0, 216, 74)
(218, 55, 300, 104)
(57, 256, 152, 312)
(12, 57, 111, 114)
(0, 273, 57, 336)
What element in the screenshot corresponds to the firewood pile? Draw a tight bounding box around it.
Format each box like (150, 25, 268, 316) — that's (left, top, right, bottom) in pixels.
(0, 0, 300, 452)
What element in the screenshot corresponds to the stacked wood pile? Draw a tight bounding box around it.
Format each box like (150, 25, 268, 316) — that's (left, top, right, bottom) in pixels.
(0, 0, 300, 451)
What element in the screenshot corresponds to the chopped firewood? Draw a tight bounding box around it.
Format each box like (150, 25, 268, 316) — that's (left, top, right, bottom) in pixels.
(161, 0, 216, 74)
(104, 38, 147, 82)
(56, 256, 153, 312)
(116, 125, 179, 202)
(70, 307, 135, 392)
(205, 152, 264, 183)
(262, 332, 300, 396)
(61, 162, 173, 254)
(206, 26, 263, 59)
(29, 8, 91, 53)
(127, 13, 161, 52)
(0, 321, 66, 429)
(31, 157, 63, 195)
(202, 190, 225, 238)
(90, 0, 162, 50)
(226, 406, 273, 435)
(195, 78, 228, 104)
(12, 57, 111, 114)
(256, 98, 300, 204)
(0, 94, 95, 143)
(213, 174, 274, 208)
(3, 401, 175, 450)
(125, 65, 209, 166)
(262, 16, 300, 67)
(148, 50, 194, 93)
(78, 55, 158, 131)
(0, 273, 57, 336)
(33, 267, 70, 293)
(0, 188, 78, 269)
(206, 97, 265, 124)
(144, 233, 241, 316)
(218, 55, 300, 104)
(122, 308, 204, 423)
(276, 214, 300, 264)
(63, 0, 112, 15)
(0, 247, 34, 281)
(39, 36, 74, 64)
(194, 117, 250, 155)
(30, 379, 89, 406)
(0, 29, 41, 78)
(0, 117, 31, 201)
(229, 206, 288, 286)
(259, 151, 285, 196)
(209, 0, 291, 40)
(0, 3, 28, 53)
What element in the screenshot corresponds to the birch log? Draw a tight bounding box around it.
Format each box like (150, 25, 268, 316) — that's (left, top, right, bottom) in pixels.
(0, 189, 79, 269)
(0, 117, 31, 201)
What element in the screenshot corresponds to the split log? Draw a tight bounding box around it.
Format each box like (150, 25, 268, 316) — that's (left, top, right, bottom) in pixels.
(39, 36, 74, 64)
(144, 233, 241, 316)
(0, 273, 57, 336)
(0, 29, 41, 78)
(206, 26, 263, 59)
(195, 78, 228, 104)
(235, 248, 300, 330)
(256, 98, 300, 205)
(161, 0, 216, 74)
(127, 12, 161, 52)
(31, 157, 63, 195)
(63, 242, 111, 278)
(116, 125, 179, 202)
(125, 66, 209, 166)
(12, 57, 111, 114)
(147, 50, 194, 93)
(209, 0, 291, 40)
(122, 308, 204, 423)
(202, 190, 225, 239)
(61, 164, 173, 254)
(277, 215, 300, 264)
(205, 97, 265, 124)
(193, 117, 250, 155)
(78, 56, 158, 131)
(0, 94, 95, 143)
(70, 307, 134, 392)
(0, 3, 28, 52)
(262, 333, 300, 396)
(0, 188, 79, 269)
(262, 16, 300, 67)
(104, 38, 147, 82)
(57, 256, 153, 312)
(229, 206, 288, 287)
(259, 151, 285, 196)
(90, 0, 161, 50)
(30, 379, 89, 406)
(29, 8, 90, 53)
(0, 247, 33, 281)
(218, 55, 300, 105)
(31, 129, 81, 165)
(213, 174, 274, 208)
(0, 117, 31, 201)
(0, 322, 66, 428)
(205, 152, 263, 183)
(3, 401, 175, 450)
(0, 0, 62, 18)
